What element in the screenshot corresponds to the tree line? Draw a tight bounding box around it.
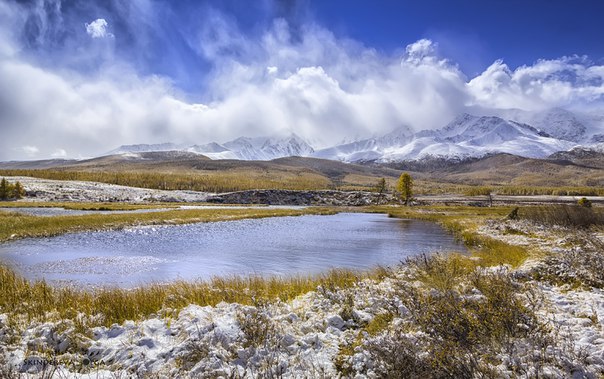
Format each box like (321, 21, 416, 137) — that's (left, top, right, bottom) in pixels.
(0, 178, 25, 200)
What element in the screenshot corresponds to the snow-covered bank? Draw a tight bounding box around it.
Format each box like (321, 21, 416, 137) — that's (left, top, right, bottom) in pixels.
(3, 270, 604, 377)
(3, 176, 212, 203)
(3, 215, 604, 378)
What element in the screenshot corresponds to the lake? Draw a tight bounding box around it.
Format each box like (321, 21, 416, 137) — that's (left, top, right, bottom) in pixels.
(0, 213, 466, 288)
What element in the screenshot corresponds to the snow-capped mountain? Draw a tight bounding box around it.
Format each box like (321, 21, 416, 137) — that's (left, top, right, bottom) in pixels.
(105, 108, 603, 163)
(223, 134, 314, 160)
(312, 125, 414, 162)
(107, 143, 182, 155)
(497, 107, 588, 143)
(313, 114, 577, 162)
(105, 134, 314, 161)
(186, 143, 239, 160)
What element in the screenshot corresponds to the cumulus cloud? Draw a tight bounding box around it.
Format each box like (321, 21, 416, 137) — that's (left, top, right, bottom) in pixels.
(0, 1, 603, 160)
(467, 57, 604, 110)
(85, 18, 112, 39)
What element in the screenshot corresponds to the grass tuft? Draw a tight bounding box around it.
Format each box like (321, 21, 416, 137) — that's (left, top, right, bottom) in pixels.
(518, 205, 604, 228)
(0, 206, 336, 242)
(0, 265, 384, 328)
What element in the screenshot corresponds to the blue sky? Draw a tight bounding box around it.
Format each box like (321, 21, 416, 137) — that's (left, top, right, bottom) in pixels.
(314, 1, 604, 72)
(1, 0, 604, 159)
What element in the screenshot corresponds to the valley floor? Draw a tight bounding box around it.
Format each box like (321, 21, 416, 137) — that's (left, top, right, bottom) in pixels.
(4, 175, 604, 207)
(1, 204, 604, 378)
(3, 176, 212, 203)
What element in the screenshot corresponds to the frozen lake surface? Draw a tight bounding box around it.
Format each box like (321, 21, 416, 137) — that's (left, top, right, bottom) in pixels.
(0, 213, 465, 288)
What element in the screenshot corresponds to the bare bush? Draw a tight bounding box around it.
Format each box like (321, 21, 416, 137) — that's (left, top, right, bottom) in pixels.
(519, 205, 604, 228)
(531, 232, 604, 288)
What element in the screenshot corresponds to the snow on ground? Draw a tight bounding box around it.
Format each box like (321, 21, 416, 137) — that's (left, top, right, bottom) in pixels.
(3, 266, 604, 377)
(3, 176, 212, 203)
(3, 211, 604, 377)
(0, 284, 394, 378)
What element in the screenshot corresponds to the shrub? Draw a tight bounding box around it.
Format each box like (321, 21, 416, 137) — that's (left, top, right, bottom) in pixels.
(531, 232, 604, 288)
(519, 205, 604, 228)
(356, 260, 547, 378)
(0, 178, 24, 200)
(578, 197, 592, 208)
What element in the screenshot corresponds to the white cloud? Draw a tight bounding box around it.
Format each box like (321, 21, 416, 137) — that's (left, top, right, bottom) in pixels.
(404, 38, 439, 65)
(0, 3, 603, 161)
(85, 18, 113, 39)
(468, 57, 604, 110)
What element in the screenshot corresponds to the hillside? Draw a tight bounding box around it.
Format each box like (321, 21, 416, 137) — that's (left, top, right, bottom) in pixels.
(2, 151, 604, 193)
(0, 153, 402, 192)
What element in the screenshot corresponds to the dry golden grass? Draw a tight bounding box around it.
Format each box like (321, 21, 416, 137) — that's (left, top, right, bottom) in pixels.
(0, 206, 336, 242)
(0, 169, 333, 192)
(0, 201, 180, 210)
(0, 203, 534, 339)
(0, 264, 385, 327)
(377, 205, 529, 267)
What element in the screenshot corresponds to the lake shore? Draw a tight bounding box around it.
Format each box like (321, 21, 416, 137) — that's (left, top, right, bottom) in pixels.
(1, 205, 604, 377)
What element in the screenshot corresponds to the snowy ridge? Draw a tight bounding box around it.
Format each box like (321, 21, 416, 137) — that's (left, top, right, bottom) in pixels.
(312, 125, 414, 162)
(106, 143, 182, 155)
(313, 114, 577, 162)
(106, 134, 315, 161)
(105, 108, 604, 163)
(496, 107, 588, 143)
(223, 134, 315, 160)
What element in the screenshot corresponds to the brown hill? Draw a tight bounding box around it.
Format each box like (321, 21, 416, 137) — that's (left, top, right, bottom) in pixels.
(2, 151, 604, 192)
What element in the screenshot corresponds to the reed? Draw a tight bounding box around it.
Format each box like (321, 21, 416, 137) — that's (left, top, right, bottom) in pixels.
(518, 205, 604, 228)
(0, 206, 336, 242)
(382, 205, 529, 267)
(0, 264, 384, 328)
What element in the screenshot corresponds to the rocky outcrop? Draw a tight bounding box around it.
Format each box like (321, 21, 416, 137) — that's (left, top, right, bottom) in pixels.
(207, 190, 398, 206)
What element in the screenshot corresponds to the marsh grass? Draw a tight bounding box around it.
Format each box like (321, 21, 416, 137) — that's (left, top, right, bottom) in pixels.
(531, 232, 604, 288)
(391, 267, 545, 378)
(0, 201, 182, 210)
(0, 265, 382, 328)
(405, 253, 476, 291)
(518, 205, 604, 228)
(381, 205, 529, 267)
(0, 206, 335, 242)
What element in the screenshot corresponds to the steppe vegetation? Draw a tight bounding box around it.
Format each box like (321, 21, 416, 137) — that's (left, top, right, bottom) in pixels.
(6, 168, 604, 197)
(0, 169, 332, 193)
(0, 206, 335, 242)
(2, 200, 604, 377)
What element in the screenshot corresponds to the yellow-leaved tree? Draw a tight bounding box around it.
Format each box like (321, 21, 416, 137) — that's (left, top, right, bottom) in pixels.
(396, 172, 413, 205)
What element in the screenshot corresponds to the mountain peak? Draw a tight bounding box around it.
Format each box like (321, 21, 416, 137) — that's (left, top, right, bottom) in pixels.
(105, 143, 181, 156)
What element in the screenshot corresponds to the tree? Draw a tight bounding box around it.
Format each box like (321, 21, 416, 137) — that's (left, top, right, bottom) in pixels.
(375, 177, 387, 204)
(12, 181, 25, 199)
(0, 178, 8, 200)
(397, 173, 413, 205)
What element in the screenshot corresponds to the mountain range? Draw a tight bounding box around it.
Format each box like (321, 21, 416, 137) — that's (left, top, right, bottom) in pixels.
(106, 108, 604, 163)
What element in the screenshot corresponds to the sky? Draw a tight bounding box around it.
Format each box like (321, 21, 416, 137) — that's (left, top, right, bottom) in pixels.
(1, 0, 604, 160)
